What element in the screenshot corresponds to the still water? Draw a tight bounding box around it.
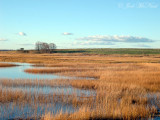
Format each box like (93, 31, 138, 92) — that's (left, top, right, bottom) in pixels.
(0, 62, 96, 120)
(0, 62, 66, 79)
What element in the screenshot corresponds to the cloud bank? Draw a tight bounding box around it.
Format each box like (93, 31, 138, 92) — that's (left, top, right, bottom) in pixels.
(77, 41, 115, 45)
(77, 35, 154, 45)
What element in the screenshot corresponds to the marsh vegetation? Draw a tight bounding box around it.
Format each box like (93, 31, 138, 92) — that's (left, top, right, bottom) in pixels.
(0, 63, 18, 67)
(0, 50, 160, 119)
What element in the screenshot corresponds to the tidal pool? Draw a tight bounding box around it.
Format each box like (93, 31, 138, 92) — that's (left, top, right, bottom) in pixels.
(2, 85, 96, 97)
(0, 62, 96, 120)
(0, 102, 76, 120)
(0, 62, 68, 79)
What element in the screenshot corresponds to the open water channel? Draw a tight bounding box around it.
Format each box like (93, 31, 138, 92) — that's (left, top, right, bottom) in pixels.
(0, 62, 96, 119)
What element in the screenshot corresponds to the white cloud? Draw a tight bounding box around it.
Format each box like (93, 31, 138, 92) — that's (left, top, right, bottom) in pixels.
(18, 32, 26, 36)
(62, 32, 73, 35)
(77, 35, 154, 45)
(0, 38, 8, 41)
(76, 41, 114, 45)
(78, 35, 153, 42)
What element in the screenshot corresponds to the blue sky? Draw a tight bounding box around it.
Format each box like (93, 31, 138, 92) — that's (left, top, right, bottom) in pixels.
(0, 0, 160, 49)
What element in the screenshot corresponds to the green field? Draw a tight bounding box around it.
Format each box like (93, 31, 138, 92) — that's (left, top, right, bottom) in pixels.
(52, 48, 160, 55)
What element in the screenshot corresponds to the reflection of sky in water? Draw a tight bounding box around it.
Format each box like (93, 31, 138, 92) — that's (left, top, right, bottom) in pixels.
(0, 62, 96, 97)
(0, 102, 77, 120)
(3, 86, 96, 97)
(0, 62, 96, 119)
(0, 62, 67, 79)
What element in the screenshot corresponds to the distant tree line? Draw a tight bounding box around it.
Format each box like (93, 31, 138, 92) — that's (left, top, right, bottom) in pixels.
(35, 41, 56, 53)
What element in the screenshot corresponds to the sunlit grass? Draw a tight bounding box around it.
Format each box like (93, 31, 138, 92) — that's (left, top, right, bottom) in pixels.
(0, 63, 18, 67)
(0, 51, 160, 119)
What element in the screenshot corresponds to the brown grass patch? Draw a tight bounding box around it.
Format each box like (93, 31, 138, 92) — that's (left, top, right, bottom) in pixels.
(70, 80, 98, 90)
(1, 52, 160, 119)
(0, 79, 70, 87)
(24, 68, 99, 74)
(0, 63, 18, 67)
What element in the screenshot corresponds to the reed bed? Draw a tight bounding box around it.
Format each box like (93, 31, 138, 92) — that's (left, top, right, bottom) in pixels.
(0, 63, 18, 67)
(0, 80, 157, 119)
(0, 52, 160, 64)
(0, 52, 160, 119)
(0, 87, 94, 119)
(0, 79, 98, 90)
(0, 87, 95, 105)
(0, 79, 70, 87)
(24, 68, 101, 79)
(24, 68, 101, 74)
(29, 63, 160, 119)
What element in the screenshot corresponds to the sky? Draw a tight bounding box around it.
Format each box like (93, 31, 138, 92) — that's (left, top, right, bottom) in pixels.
(0, 0, 160, 49)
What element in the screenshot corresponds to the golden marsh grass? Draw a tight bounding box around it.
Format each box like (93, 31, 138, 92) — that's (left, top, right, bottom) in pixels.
(0, 52, 160, 119)
(0, 63, 18, 67)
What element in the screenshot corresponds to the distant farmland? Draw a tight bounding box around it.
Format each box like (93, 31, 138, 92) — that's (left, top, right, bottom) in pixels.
(51, 48, 160, 55)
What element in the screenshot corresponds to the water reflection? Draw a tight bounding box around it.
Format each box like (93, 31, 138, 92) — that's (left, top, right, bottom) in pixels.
(0, 102, 76, 120)
(0, 62, 66, 79)
(0, 62, 96, 120)
(2, 85, 96, 97)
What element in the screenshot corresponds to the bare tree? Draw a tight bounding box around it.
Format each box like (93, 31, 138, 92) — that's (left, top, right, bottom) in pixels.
(35, 41, 41, 51)
(35, 41, 56, 53)
(49, 43, 56, 52)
